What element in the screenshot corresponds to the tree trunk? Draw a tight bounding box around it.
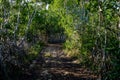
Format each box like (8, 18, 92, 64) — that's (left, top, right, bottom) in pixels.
(14, 5, 20, 45)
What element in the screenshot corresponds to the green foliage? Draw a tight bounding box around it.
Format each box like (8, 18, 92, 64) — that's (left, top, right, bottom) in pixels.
(84, 0, 120, 79)
(27, 41, 44, 61)
(49, 0, 82, 58)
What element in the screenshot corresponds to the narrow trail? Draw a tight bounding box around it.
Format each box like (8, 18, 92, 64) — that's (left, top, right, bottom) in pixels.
(26, 44, 98, 80)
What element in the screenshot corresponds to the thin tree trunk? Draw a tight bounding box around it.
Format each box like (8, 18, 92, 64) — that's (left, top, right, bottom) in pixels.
(118, 8, 120, 48)
(14, 4, 20, 45)
(18, 7, 37, 47)
(98, 0, 104, 79)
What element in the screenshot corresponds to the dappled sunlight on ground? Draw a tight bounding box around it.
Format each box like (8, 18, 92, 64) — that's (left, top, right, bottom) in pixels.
(23, 44, 98, 80)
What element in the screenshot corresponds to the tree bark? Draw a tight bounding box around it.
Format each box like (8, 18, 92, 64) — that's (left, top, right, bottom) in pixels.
(14, 4, 20, 45)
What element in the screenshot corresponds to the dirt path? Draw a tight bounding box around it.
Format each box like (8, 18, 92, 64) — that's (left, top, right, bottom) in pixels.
(26, 44, 98, 80)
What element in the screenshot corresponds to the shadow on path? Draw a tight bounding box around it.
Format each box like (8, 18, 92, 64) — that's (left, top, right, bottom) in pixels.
(23, 44, 98, 80)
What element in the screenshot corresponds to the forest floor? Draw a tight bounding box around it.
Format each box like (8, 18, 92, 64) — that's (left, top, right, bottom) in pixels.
(23, 44, 98, 80)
